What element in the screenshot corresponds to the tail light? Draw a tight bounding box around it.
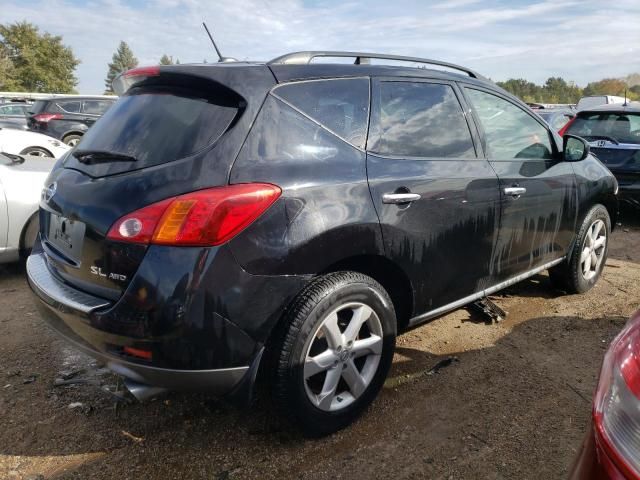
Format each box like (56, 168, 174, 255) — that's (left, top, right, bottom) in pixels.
(594, 310, 640, 479)
(32, 113, 62, 123)
(107, 183, 281, 246)
(558, 116, 576, 136)
(112, 66, 160, 95)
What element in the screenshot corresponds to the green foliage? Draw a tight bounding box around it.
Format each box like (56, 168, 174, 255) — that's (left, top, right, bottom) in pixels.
(0, 46, 19, 90)
(0, 21, 79, 93)
(498, 73, 640, 104)
(159, 54, 173, 65)
(104, 41, 138, 94)
(497, 76, 582, 104)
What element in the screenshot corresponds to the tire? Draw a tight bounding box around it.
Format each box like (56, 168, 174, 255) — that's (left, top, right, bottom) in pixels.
(20, 214, 39, 258)
(549, 204, 610, 294)
(62, 134, 82, 147)
(19, 146, 52, 158)
(269, 272, 396, 436)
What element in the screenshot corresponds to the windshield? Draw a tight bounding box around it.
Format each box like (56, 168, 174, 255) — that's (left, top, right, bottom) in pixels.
(567, 112, 640, 144)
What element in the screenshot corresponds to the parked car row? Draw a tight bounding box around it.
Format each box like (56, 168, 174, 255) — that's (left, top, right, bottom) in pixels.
(0, 95, 115, 146)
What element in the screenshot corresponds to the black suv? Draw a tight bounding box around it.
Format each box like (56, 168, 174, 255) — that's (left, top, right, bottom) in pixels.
(27, 52, 617, 435)
(27, 96, 116, 146)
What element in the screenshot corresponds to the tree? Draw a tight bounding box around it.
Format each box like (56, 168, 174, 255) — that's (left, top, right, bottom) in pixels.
(583, 78, 628, 97)
(0, 46, 19, 91)
(104, 41, 138, 94)
(496, 78, 540, 103)
(0, 21, 79, 93)
(159, 54, 173, 65)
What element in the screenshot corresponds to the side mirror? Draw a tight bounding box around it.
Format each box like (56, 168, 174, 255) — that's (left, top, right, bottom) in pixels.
(563, 134, 590, 162)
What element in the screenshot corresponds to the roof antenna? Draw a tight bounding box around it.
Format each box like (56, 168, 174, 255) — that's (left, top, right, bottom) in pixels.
(623, 88, 628, 106)
(202, 22, 237, 63)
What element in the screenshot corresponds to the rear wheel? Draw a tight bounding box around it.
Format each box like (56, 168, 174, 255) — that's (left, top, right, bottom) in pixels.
(62, 134, 82, 147)
(549, 205, 610, 293)
(269, 272, 396, 436)
(19, 146, 52, 158)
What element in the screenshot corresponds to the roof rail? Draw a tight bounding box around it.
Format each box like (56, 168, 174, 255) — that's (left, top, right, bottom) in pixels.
(267, 51, 485, 79)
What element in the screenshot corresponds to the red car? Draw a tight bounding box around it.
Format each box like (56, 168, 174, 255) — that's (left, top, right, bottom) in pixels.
(571, 310, 640, 479)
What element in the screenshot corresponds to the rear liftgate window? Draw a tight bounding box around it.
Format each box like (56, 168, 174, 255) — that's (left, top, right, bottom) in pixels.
(69, 84, 240, 174)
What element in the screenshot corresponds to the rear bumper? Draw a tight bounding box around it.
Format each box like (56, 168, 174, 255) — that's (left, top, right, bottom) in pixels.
(27, 252, 249, 394)
(27, 242, 309, 396)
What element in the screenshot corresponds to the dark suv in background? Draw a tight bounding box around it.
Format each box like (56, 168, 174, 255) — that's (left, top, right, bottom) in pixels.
(27, 52, 617, 435)
(28, 96, 116, 146)
(564, 103, 640, 206)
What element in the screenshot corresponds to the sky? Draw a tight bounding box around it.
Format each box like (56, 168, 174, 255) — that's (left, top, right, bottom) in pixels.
(2, 0, 639, 94)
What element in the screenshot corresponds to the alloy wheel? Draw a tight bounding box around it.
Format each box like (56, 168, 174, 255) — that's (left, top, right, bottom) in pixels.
(304, 302, 383, 412)
(581, 219, 606, 280)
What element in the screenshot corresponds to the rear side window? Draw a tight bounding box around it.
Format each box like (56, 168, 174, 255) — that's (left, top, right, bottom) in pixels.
(465, 88, 553, 160)
(273, 78, 369, 149)
(568, 113, 640, 145)
(368, 82, 476, 158)
(58, 101, 81, 113)
(75, 85, 239, 166)
(83, 100, 113, 115)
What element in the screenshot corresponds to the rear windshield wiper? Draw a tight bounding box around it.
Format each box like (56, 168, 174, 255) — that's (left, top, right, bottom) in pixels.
(73, 149, 137, 164)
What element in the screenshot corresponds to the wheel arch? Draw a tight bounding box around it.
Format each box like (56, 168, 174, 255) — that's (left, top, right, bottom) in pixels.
(62, 131, 84, 142)
(320, 254, 415, 332)
(19, 211, 39, 257)
(19, 146, 53, 157)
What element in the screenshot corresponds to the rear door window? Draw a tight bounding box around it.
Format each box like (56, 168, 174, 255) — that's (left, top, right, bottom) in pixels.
(272, 78, 369, 149)
(368, 81, 476, 158)
(465, 88, 553, 160)
(82, 100, 114, 115)
(57, 101, 81, 113)
(71, 84, 239, 167)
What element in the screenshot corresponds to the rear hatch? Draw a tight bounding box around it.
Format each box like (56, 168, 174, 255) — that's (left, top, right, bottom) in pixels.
(566, 110, 640, 174)
(27, 100, 49, 131)
(39, 64, 275, 300)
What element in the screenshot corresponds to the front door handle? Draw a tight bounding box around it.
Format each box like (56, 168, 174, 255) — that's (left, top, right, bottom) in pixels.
(504, 187, 527, 198)
(382, 193, 421, 204)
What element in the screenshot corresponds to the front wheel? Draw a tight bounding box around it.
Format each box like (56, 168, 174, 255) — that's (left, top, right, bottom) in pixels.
(269, 272, 396, 436)
(549, 204, 610, 293)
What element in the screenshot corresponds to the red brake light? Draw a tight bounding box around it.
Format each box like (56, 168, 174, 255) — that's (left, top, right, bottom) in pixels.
(112, 65, 160, 95)
(558, 116, 576, 136)
(594, 310, 640, 479)
(107, 184, 281, 246)
(33, 113, 62, 123)
(123, 346, 152, 361)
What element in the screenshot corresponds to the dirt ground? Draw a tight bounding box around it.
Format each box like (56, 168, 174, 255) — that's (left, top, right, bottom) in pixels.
(1, 210, 639, 480)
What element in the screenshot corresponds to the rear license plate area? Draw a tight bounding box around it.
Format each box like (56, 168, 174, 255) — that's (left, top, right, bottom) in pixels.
(47, 214, 85, 263)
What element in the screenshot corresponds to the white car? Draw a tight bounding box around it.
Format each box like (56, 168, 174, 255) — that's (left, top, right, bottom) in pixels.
(0, 128, 70, 158)
(0, 152, 54, 263)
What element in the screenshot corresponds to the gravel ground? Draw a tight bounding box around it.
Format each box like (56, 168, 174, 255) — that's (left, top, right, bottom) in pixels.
(1, 210, 639, 480)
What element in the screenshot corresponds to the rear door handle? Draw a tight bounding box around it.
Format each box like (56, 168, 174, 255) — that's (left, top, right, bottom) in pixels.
(504, 187, 527, 197)
(382, 193, 421, 204)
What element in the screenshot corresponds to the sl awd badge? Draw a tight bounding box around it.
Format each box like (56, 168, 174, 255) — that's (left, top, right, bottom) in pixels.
(90, 266, 127, 282)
